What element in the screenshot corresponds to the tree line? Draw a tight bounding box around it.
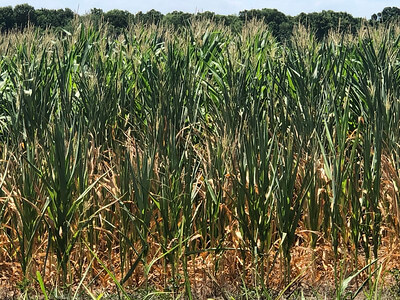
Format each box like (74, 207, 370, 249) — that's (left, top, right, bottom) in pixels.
(1, 4, 400, 40)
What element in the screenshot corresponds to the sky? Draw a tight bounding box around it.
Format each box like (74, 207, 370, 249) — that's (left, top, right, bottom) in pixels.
(2, 0, 399, 18)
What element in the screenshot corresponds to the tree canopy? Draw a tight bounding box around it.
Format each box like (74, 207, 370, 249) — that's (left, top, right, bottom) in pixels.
(0, 3, 398, 41)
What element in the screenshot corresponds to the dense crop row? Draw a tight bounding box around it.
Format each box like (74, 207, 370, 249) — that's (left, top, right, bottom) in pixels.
(1, 20, 400, 297)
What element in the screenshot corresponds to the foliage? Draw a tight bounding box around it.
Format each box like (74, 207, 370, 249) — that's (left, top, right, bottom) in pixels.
(295, 10, 361, 40)
(104, 9, 132, 30)
(14, 3, 36, 29)
(0, 6, 14, 32)
(239, 8, 294, 41)
(134, 9, 163, 24)
(372, 7, 400, 23)
(36, 8, 74, 29)
(0, 4, 398, 40)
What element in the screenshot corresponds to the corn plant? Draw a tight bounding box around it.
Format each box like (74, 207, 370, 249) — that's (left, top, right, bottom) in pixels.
(1, 18, 400, 297)
(11, 141, 49, 279)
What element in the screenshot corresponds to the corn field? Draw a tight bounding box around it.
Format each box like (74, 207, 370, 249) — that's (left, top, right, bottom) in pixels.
(1, 19, 400, 298)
